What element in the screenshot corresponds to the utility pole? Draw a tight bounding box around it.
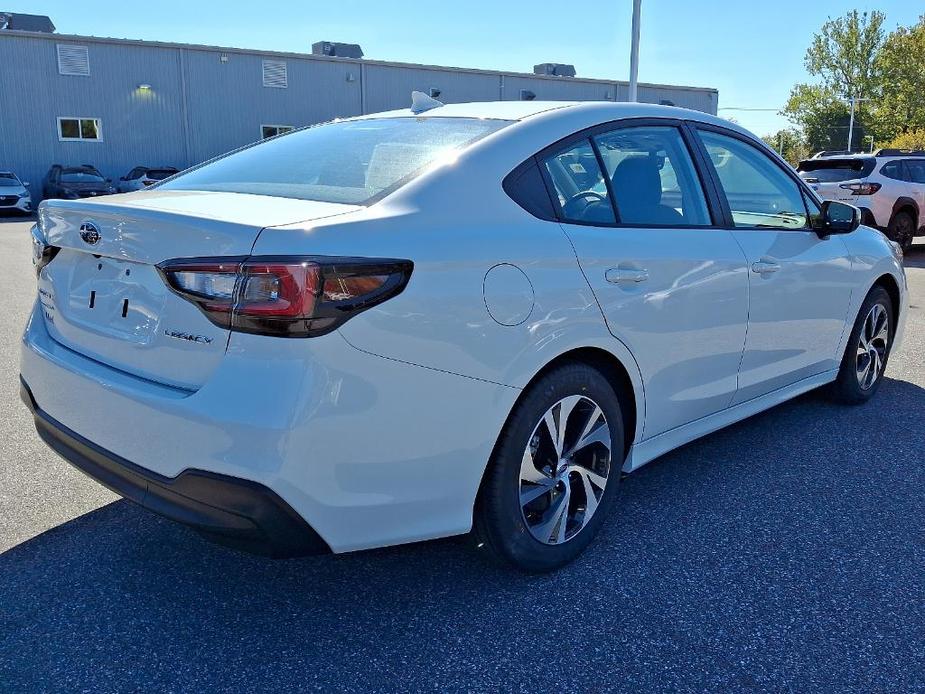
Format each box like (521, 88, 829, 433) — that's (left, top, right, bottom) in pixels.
(846, 96, 872, 152)
(628, 0, 641, 102)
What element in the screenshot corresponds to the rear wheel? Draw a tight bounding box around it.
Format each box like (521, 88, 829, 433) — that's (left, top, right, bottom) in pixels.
(829, 286, 893, 404)
(887, 211, 915, 252)
(472, 363, 625, 572)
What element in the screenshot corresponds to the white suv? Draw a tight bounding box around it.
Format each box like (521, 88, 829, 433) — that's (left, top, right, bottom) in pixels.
(798, 150, 925, 251)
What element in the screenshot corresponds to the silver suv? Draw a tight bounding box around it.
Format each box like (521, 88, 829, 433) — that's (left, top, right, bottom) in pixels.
(798, 149, 925, 250)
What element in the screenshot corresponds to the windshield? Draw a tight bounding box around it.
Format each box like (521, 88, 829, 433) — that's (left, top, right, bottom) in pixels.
(798, 158, 875, 183)
(0, 173, 20, 187)
(60, 169, 105, 183)
(160, 117, 510, 204)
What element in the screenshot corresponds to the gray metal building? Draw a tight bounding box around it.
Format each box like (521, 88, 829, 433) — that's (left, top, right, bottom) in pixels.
(0, 26, 718, 203)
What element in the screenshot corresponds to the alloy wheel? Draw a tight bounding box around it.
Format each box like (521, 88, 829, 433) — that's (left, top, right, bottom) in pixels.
(856, 303, 889, 391)
(519, 395, 612, 545)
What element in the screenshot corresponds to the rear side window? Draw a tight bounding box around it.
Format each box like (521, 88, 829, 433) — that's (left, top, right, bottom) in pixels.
(700, 130, 808, 230)
(161, 117, 510, 205)
(879, 161, 906, 181)
(543, 140, 615, 224)
(798, 157, 875, 182)
(593, 126, 710, 226)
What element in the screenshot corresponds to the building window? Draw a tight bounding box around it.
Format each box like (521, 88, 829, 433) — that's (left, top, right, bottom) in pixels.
(57, 44, 90, 76)
(261, 125, 294, 139)
(58, 117, 102, 142)
(262, 60, 288, 88)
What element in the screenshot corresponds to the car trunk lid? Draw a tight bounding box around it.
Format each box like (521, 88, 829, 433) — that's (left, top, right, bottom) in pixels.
(38, 191, 359, 389)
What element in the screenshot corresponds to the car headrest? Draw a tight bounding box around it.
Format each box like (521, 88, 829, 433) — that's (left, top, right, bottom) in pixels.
(612, 156, 662, 208)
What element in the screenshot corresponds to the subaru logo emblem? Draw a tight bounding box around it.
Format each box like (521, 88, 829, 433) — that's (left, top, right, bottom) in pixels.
(79, 221, 101, 246)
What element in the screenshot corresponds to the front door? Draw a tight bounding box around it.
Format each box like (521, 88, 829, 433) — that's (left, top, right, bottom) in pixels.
(695, 128, 856, 403)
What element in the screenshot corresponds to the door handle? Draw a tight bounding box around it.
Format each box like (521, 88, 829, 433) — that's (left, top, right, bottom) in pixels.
(606, 267, 650, 284)
(750, 260, 781, 275)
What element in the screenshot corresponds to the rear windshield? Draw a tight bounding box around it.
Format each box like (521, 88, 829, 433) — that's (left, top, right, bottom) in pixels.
(160, 117, 510, 204)
(146, 169, 178, 180)
(797, 157, 875, 182)
(60, 169, 105, 183)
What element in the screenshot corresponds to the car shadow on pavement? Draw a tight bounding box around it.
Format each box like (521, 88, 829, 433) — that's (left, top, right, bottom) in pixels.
(2, 378, 924, 691)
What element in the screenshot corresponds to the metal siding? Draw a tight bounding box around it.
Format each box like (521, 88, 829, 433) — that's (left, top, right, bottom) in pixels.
(636, 85, 716, 113)
(363, 65, 500, 112)
(502, 76, 616, 102)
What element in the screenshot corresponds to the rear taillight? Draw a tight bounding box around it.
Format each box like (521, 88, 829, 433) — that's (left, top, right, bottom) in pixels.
(158, 256, 413, 338)
(30, 224, 59, 276)
(839, 182, 881, 195)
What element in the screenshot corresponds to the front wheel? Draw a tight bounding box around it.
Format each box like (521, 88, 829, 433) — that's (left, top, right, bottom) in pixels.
(829, 286, 893, 404)
(472, 363, 625, 572)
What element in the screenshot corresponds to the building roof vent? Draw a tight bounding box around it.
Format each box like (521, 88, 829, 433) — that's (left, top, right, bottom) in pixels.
(533, 63, 576, 78)
(57, 44, 90, 76)
(0, 12, 55, 32)
(311, 41, 364, 59)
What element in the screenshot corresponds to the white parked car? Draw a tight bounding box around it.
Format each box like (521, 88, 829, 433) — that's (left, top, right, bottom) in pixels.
(22, 100, 907, 572)
(0, 170, 32, 214)
(116, 166, 180, 193)
(798, 150, 925, 251)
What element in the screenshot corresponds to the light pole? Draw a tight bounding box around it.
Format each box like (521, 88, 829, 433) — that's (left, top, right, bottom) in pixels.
(846, 96, 872, 152)
(864, 135, 875, 153)
(628, 0, 641, 102)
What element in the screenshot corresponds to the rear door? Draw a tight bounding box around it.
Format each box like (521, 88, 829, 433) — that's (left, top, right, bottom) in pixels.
(902, 159, 925, 214)
(543, 121, 749, 438)
(38, 192, 359, 390)
(695, 126, 856, 403)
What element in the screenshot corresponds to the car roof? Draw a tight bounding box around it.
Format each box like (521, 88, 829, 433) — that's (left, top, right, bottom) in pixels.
(350, 100, 735, 128)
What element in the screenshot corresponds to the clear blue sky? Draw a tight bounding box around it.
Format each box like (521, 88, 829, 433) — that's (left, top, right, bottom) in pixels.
(12, 0, 922, 136)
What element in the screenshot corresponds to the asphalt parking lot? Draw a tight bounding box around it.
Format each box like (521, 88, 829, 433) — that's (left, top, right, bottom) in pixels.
(0, 216, 922, 692)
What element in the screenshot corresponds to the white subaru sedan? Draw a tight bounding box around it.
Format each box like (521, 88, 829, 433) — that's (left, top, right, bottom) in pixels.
(22, 100, 907, 572)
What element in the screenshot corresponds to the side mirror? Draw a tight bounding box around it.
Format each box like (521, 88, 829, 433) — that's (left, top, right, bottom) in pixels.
(23, 181, 30, 187)
(816, 200, 860, 236)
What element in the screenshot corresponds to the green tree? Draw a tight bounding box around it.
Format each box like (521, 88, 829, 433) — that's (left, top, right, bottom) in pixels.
(875, 16, 925, 142)
(886, 128, 925, 151)
(761, 128, 810, 166)
(783, 10, 885, 152)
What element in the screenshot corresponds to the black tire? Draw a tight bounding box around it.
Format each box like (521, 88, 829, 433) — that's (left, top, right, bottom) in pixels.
(828, 286, 893, 404)
(887, 211, 915, 252)
(472, 362, 625, 572)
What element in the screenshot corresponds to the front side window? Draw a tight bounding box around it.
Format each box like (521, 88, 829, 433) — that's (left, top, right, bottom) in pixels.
(543, 140, 615, 224)
(594, 126, 710, 226)
(161, 117, 509, 205)
(700, 130, 808, 229)
(58, 117, 101, 141)
(904, 159, 925, 184)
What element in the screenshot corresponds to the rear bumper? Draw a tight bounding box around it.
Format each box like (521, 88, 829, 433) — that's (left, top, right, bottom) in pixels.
(20, 377, 330, 558)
